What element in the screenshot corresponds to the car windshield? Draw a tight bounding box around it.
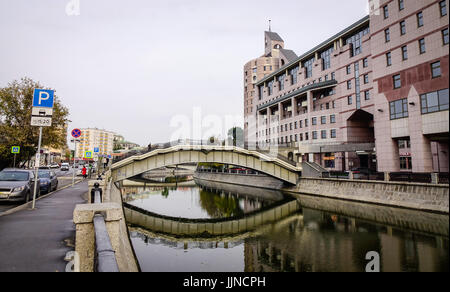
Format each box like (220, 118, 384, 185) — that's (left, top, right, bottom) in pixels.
(38, 171, 51, 178)
(0, 171, 29, 181)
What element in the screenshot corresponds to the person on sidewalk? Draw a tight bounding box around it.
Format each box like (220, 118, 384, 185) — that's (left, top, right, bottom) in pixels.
(82, 166, 87, 179)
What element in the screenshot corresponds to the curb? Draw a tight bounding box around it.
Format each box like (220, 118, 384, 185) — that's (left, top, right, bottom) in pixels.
(0, 179, 85, 218)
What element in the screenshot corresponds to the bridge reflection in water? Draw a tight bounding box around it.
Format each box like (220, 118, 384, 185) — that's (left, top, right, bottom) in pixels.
(123, 179, 449, 272)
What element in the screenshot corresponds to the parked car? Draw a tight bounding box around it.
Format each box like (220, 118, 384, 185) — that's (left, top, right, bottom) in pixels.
(0, 168, 40, 202)
(351, 167, 371, 179)
(60, 163, 70, 171)
(38, 170, 58, 194)
(50, 163, 60, 169)
(38, 166, 51, 170)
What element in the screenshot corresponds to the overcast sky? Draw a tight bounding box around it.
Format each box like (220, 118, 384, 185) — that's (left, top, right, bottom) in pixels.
(0, 0, 368, 146)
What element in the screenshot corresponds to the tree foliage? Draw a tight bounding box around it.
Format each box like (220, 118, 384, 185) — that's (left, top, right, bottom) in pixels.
(0, 77, 69, 169)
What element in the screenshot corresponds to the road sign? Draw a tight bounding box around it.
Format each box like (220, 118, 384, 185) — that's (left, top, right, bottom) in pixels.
(33, 89, 54, 108)
(84, 151, 93, 159)
(94, 147, 99, 153)
(11, 146, 20, 154)
(32, 107, 53, 116)
(31, 116, 52, 127)
(71, 129, 82, 138)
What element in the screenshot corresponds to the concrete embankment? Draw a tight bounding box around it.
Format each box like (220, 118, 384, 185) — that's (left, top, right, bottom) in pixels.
(195, 171, 449, 214)
(285, 177, 449, 214)
(193, 171, 285, 190)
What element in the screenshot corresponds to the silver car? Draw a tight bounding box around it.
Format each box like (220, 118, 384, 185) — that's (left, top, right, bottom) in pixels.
(0, 169, 40, 202)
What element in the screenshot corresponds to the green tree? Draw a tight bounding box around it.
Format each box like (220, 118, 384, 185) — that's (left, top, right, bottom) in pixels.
(0, 77, 70, 169)
(227, 127, 244, 147)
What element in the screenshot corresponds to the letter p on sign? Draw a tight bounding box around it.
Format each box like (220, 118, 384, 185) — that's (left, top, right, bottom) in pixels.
(33, 89, 55, 108)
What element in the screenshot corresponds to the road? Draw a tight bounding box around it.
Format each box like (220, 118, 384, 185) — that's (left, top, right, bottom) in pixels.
(0, 167, 83, 214)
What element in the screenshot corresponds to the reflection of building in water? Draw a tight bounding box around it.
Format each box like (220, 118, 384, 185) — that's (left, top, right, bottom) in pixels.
(244, 209, 448, 272)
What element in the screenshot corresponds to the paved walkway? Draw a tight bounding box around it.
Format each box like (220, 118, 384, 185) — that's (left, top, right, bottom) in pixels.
(0, 181, 88, 272)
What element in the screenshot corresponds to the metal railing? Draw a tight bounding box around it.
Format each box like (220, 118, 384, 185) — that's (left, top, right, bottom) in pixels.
(92, 186, 119, 272)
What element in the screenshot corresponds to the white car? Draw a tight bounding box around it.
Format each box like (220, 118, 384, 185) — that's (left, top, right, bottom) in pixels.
(60, 163, 70, 171)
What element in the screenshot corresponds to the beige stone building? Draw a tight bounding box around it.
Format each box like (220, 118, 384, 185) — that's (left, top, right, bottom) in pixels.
(76, 128, 115, 160)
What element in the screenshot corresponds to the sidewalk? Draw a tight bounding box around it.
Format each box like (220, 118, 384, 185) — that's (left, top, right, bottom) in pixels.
(0, 180, 88, 272)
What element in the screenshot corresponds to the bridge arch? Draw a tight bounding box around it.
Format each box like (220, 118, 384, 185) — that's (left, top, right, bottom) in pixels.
(111, 145, 302, 185)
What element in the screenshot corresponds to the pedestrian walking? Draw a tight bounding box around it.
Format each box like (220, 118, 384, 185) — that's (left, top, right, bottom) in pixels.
(82, 166, 87, 179)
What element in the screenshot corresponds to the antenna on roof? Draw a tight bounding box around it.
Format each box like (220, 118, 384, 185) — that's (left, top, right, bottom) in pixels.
(269, 19, 272, 32)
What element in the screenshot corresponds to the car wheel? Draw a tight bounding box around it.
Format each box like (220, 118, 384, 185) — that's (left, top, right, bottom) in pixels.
(24, 192, 30, 203)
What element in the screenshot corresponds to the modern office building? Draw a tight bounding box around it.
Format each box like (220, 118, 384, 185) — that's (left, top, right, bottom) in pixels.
(246, 0, 448, 173)
(76, 128, 115, 159)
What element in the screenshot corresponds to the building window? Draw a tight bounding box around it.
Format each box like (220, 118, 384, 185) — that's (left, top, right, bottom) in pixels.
(417, 12, 424, 27)
(363, 58, 368, 68)
(299, 133, 303, 141)
(330, 114, 336, 124)
(420, 89, 449, 114)
(347, 80, 352, 89)
(321, 130, 327, 139)
(312, 131, 318, 140)
(431, 61, 441, 78)
(385, 28, 390, 42)
(443, 28, 449, 45)
(398, 139, 411, 149)
(393, 74, 401, 89)
(290, 66, 299, 85)
(364, 74, 369, 84)
(321, 46, 333, 70)
(400, 21, 406, 35)
(386, 52, 392, 66)
(303, 57, 315, 79)
(278, 74, 285, 91)
(305, 119, 309, 127)
(299, 120, 303, 128)
(398, 0, 404, 10)
(330, 129, 337, 139)
(401, 45, 408, 60)
(346, 65, 351, 75)
(419, 38, 426, 54)
(383, 5, 389, 19)
(400, 157, 413, 170)
(348, 95, 353, 105)
(440, 0, 447, 17)
(345, 26, 369, 57)
(331, 72, 335, 80)
(268, 80, 274, 96)
(365, 90, 370, 100)
(390, 98, 409, 120)
(312, 117, 317, 125)
(321, 116, 326, 124)
(305, 132, 309, 140)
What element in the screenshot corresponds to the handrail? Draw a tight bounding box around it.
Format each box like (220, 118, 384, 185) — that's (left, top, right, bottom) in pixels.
(93, 189, 119, 272)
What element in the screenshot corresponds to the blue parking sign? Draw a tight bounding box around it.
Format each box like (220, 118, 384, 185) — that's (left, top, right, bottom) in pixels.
(33, 89, 54, 108)
(94, 147, 99, 153)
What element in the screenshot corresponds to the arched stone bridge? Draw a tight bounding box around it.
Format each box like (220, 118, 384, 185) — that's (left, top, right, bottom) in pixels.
(111, 145, 302, 185)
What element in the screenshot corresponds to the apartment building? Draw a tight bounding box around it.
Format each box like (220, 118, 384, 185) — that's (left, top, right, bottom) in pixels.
(246, 0, 448, 173)
(76, 128, 115, 159)
(244, 30, 298, 142)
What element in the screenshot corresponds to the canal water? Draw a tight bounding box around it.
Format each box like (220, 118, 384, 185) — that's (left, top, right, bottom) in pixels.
(123, 179, 449, 272)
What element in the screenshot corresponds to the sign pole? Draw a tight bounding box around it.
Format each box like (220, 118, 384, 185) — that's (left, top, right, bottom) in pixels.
(13, 154, 16, 169)
(32, 126, 42, 210)
(72, 140, 77, 187)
